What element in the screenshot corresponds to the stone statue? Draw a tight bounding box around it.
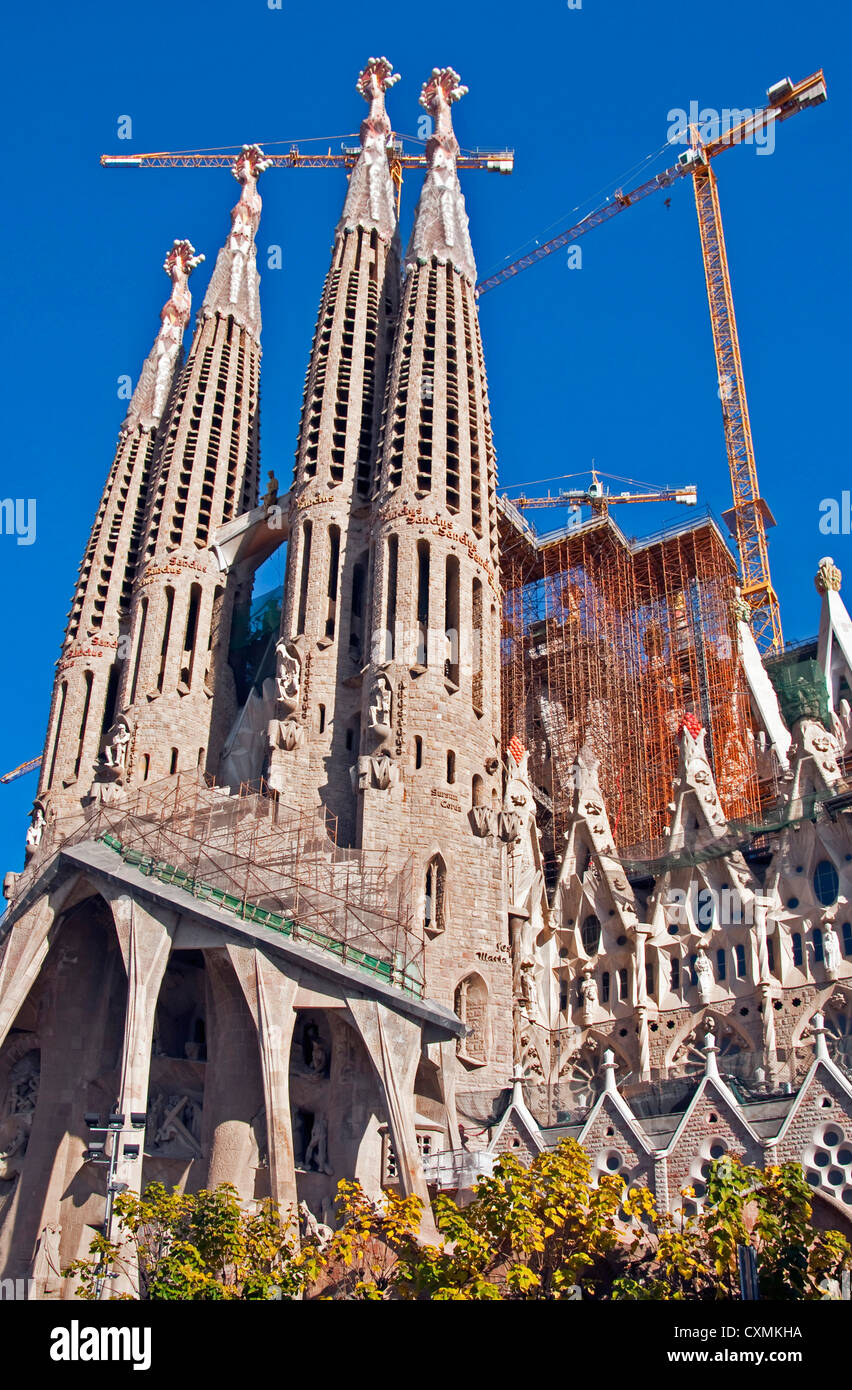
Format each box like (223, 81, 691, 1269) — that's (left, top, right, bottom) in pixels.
(815, 556, 842, 595)
(103, 718, 131, 770)
(0, 1114, 31, 1183)
(519, 960, 537, 1015)
(368, 673, 393, 736)
(275, 640, 301, 709)
(304, 1112, 332, 1175)
(263, 470, 279, 510)
(25, 806, 46, 851)
(298, 1200, 333, 1249)
(580, 968, 598, 1025)
(694, 947, 714, 1004)
(308, 1038, 330, 1078)
(824, 926, 841, 977)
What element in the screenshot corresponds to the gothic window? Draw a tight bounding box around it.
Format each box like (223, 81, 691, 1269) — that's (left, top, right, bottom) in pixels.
(384, 535, 398, 663)
(325, 525, 340, 639)
(734, 943, 747, 978)
(454, 972, 489, 1067)
(581, 914, 601, 955)
(157, 587, 175, 694)
(46, 681, 68, 791)
(471, 578, 484, 713)
(180, 584, 201, 690)
(444, 555, 460, 685)
(424, 856, 447, 935)
(843, 922, 852, 957)
(716, 947, 726, 980)
(814, 860, 840, 907)
(348, 557, 366, 663)
(601, 971, 610, 1003)
(296, 521, 313, 636)
(792, 932, 804, 967)
(471, 774, 485, 807)
(814, 927, 825, 964)
(618, 968, 628, 1001)
(73, 671, 94, 779)
(416, 541, 430, 666)
(671, 956, 680, 992)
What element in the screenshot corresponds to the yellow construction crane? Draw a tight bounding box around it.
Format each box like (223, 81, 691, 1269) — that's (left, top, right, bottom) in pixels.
(479, 71, 827, 654)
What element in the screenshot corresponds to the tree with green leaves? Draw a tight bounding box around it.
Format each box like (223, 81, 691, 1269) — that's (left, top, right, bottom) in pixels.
(64, 1143, 852, 1301)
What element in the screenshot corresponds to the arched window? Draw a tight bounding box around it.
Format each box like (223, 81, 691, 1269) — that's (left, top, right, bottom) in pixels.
(792, 932, 804, 967)
(671, 957, 680, 992)
(734, 944, 747, 978)
(444, 555, 460, 685)
(814, 860, 840, 907)
(424, 856, 447, 935)
(454, 973, 488, 1066)
(814, 927, 825, 964)
(601, 971, 610, 1004)
(843, 922, 852, 957)
(446, 750, 456, 784)
(716, 948, 726, 980)
(471, 774, 486, 807)
(618, 968, 628, 1000)
(581, 914, 601, 955)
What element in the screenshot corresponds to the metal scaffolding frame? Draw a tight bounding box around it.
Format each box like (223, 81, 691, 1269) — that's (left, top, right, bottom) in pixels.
(499, 507, 760, 878)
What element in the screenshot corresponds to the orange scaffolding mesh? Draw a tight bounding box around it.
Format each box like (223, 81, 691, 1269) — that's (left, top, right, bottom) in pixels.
(499, 507, 760, 879)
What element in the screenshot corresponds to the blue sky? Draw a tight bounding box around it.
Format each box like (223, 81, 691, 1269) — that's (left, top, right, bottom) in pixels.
(0, 0, 847, 872)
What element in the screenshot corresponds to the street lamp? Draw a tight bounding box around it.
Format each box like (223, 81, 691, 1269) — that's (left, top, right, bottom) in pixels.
(82, 1106, 145, 1297)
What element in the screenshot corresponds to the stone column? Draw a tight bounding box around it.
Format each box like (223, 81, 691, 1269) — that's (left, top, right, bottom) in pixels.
(106, 892, 176, 1170)
(753, 895, 778, 1084)
(0, 880, 78, 1051)
(202, 949, 265, 1203)
(634, 928, 651, 1081)
(345, 996, 436, 1236)
(226, 944, 299, 1218)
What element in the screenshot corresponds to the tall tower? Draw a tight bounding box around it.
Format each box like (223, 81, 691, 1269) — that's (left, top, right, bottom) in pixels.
(357, 69, 511, 1084)
(267, 59, 402, 844)
(114, 146, 268, 787)
(35, 240, 202, 830)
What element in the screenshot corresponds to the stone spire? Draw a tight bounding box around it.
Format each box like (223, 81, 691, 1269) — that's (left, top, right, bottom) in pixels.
(125, 240, 204, 432)
(201, 144, 270, 340)
(338, 56, 400, 242)
(35, 241, 202, 822)
(406, 67, 476, 282)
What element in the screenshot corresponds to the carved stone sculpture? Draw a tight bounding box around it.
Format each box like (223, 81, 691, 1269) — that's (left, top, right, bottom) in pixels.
(824, 926, 841, 977)
(580, 968, 598, 1025)
(25, 806, 46, 851)
(694, 947, 714, 1004)
(103, 717, 131, 770)
(368, 673, 393, 737)
(275, 640, 301, 710)
(304, 1112, 333, 1175)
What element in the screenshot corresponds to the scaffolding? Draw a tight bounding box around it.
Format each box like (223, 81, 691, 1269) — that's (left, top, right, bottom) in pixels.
(22, 773, 424, 998)
(500, 505, 760, 880)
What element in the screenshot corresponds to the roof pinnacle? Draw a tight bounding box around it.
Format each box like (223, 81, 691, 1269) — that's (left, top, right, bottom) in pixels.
(201, 144, 270, 338)
(125, 239, 203, 432)
(339, 58, 401, 242)
(406, 66, 476, 281)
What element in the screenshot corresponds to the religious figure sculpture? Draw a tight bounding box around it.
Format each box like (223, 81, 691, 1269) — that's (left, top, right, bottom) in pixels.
(580, 968, 598, 1025)
(104, 717, 131, 770)
(304, 1112, 333, 1175)
(275, 640, 301, 709)
(694, 947, 714, 1004)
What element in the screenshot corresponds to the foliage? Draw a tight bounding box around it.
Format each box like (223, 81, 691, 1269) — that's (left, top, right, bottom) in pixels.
(64, 1144, 852, 1301)
(63, 1182, 324, 1300)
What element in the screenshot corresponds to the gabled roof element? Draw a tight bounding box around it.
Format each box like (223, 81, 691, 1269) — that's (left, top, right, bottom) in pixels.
(338, 57, 400, 244)
(125, 240, 204, 433)
(201, 144, 270, 340)
(405, 67, 476, 283)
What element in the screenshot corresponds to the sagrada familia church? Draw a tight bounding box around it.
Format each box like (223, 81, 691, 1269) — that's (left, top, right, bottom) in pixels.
(2, 59, 852, 1295)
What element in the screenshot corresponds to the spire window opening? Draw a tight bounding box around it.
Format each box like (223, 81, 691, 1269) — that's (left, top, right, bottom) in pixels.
(444, 555, 460, 686)
(156, 587, 175, 694)
(348, 557, 366, 664)
(447, 750, 456, 784)
(296, 521, 313, 637)
(384, 536, 398, 663)
(471, 579, 483, 713)
(46, 682, 68, 791)
(424, 856, 447, 934)
(73, 671, 94, 779)
(414, 735, 423, 769)
(325, 525, 340, 639)
(170, 748, 178, 775)
(180, 583, 202, 690)
(129, 596, 148, 705)
(416, 541, 430, 667)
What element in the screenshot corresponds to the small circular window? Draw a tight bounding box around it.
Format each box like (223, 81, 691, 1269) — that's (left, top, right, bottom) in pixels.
(814, 860, 840, 907)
